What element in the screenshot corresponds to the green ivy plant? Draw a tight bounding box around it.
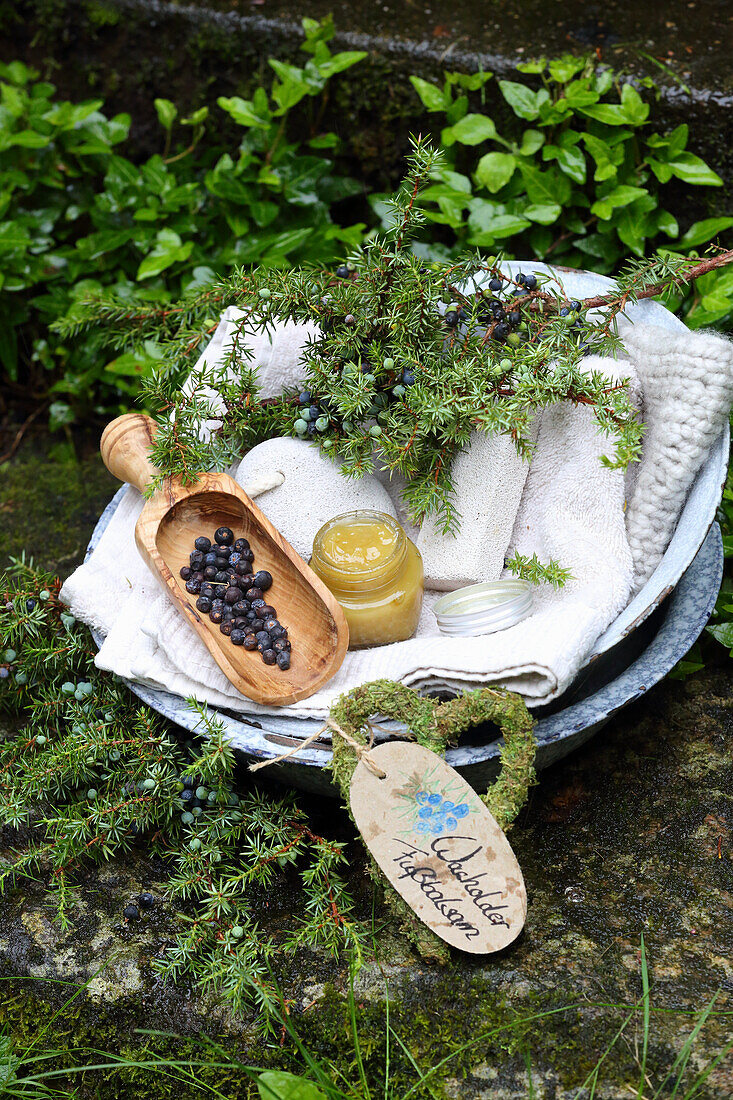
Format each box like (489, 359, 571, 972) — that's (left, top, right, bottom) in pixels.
(0, 18, 366, 425)
(394, 58, 732, 328)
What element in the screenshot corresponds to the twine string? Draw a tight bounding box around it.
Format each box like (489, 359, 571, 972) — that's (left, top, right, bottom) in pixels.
(249, 716, 387, 779)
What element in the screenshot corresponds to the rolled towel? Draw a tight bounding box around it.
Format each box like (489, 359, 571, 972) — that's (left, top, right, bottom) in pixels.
(234, 437, 396, 561)
(415, 426, 537, 590)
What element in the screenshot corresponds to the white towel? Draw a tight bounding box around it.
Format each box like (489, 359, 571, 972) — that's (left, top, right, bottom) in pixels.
(234, 436, 396, 561)
(416, 427, 537, 590)
(60, 285, 733, 717)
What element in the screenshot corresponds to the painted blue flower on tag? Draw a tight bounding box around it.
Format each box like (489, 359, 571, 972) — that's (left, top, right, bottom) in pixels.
(413, 789, 470, 835)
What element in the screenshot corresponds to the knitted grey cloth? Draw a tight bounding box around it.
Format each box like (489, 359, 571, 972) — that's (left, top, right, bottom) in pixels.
(617, 320, 733, 589)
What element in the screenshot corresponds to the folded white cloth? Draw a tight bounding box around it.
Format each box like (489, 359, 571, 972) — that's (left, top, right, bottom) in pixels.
(61, 285, 733, 719)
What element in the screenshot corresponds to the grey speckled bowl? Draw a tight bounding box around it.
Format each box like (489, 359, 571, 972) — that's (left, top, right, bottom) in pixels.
(86, 266, 728, 795)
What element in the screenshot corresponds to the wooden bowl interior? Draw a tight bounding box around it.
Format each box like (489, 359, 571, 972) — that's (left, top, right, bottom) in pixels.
(155, 489, 341, 697)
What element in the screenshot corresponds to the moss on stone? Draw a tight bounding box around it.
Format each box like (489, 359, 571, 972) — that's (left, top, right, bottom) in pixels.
(0, 439, 116, 573)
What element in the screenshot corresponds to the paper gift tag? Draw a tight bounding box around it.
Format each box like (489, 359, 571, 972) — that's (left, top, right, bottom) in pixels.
(350, 742, 526, 954)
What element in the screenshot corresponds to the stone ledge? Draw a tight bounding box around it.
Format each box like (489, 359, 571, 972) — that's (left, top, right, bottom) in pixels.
(1, 0, 730, 200)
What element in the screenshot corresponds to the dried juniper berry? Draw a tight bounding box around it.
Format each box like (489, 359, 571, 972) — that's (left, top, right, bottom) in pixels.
(214, 526, 233, 546)
(204, 551, 218, 565)
(243, 633, 258, 650)
(273, 637, 291, 653)
(256, 604, 276, 619)
(246, 587, 263, 602)
(263, 617, 279, 632)
(194, 536, 212, 553)
(224, 587, 240, 605)
(241, 548, 255, 563)
(253, 570, 273, 591)
(179, 566, 191, 580)
(215, 571, 229, 585)
(233, 600, 250, 615)
(276, 650, 291, 670)
(230, 629, 246, 646)
(220, 621, 234, 636)
(190, 551, 204, 568)
(255, 630, 271, 647)
(209, 607, 224, 624)
(204, 565, 217, 580)
(235, 562, 253, 578)
(185, 577, 202, 595)
(262, 649, 277, 665)
(233, 537, 250, 552)
(196, 596, 212, 614)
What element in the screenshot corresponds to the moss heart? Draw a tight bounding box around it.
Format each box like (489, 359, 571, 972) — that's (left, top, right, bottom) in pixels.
(328, 679, 536, 961)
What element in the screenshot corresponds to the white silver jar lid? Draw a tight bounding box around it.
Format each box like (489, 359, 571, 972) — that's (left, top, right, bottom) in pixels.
(433, 579, 533, 637)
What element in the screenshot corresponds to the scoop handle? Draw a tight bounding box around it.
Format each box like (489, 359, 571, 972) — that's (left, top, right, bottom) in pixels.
(100, 414, 160, 493)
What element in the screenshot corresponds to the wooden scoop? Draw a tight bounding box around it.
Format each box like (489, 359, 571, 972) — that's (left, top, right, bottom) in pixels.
(100, 413, 349, 706)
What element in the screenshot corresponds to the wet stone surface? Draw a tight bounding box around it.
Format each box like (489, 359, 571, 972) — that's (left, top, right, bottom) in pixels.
(0, 440, 731, 1096)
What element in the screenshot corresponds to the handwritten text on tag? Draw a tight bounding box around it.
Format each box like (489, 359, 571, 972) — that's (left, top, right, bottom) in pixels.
(350, 742, 526, 954)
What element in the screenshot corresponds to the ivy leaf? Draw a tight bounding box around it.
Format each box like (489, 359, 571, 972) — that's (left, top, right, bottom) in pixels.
(519, 163, 571, 206)
(561, 81, 601, 110)
(582, 133, 623, 181)
(519, 129, 544, 155)
(4, 129, 49, 149)
(524, 203, 562, 224)
(543, 141, 586, 184)
(217, 95, 269, 128)
(667, 152, 723, 186)
(315, 50, 368, 79)
(499, 81, 549, 121)
(655, 209, 679, 237)
(618, 84, 649, 125)
(409, 75, 447, 112)
(442, 113, 497, 146)
(647, 158, 674, 184)
(468, 213, 531, 244)
(137, 229, 193, 279)
(579, 85, 648, 126)
(257, 1071, 327, 1100)
(547, 56, 587, 83)
(615, 196, 657, 255)
(678, 217, 733, 249)
(181, 106, 209, 127)
(154, 98, 177, 130)
(474, 152, 516, 192)
(591, 185, 649, 220)
(578, 101, 629, 125)
(706, 622, 733, 651)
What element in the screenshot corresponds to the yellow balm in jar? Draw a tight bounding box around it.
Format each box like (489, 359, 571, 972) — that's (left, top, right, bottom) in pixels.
(310, 511, 424, 649)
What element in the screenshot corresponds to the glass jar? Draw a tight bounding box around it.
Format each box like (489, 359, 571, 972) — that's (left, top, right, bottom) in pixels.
(310, 510, 424, 649)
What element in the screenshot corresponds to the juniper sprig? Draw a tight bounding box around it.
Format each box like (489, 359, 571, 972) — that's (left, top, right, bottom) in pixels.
(0, 559, 363, 1027)
(57, 136, 733, 567)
